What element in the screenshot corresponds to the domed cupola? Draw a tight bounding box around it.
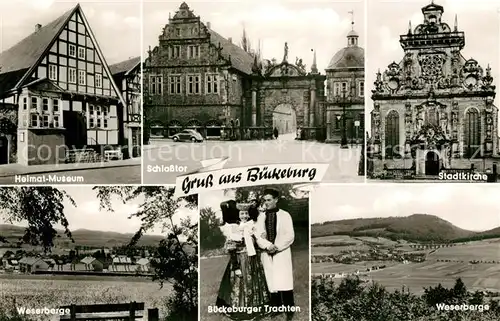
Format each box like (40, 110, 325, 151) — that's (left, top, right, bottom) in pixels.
(326, 12, 364, 70)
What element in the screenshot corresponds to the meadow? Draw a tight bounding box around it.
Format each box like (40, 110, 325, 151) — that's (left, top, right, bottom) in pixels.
(311, 236, 500, 295)
(200, 247, 309, 321)
(428, 240, 500, 261)
(0, 274, 172, 321)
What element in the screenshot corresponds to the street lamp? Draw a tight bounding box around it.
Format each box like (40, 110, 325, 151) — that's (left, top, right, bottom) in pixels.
(336, 88, 349, 149)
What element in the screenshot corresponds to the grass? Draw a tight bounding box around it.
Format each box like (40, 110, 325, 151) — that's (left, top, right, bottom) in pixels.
(200, 247, 309, 321)
(311, 237, 500, 295)
(0, 275, 172, 321)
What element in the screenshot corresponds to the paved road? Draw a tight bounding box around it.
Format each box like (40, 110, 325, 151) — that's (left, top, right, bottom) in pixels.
(143, 138, 363, 184)
(0, 165, 141, 185)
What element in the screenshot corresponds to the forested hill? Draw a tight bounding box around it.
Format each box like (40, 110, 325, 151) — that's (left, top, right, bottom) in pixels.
(312, 214, 500, 243)
(0, 224, 164, 248)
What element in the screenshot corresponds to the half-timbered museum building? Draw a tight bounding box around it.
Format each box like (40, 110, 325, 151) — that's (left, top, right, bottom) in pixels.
(144, 2, 328, 140)
(0, 4, 128, 165)
(369, 2, 499, 178)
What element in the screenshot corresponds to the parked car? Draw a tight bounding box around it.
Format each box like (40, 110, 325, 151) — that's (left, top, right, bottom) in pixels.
(172, 129, 204, 142)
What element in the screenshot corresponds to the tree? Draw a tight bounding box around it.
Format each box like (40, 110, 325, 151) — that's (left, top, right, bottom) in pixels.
(0, 186, 198, 321)
(199, 207, 225, 252)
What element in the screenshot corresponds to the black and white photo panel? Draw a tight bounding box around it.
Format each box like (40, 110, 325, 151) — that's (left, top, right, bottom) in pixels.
(311, 184, 500, 321)
(142, 0, 366, 184)
(0, 0, 142, 185)
(199, 184, 309, 321)
(0, 186, 198, 321)
(366, 0, 500, 183)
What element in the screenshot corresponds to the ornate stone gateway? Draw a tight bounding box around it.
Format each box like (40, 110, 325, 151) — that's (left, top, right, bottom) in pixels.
(249, 44, 326, 140)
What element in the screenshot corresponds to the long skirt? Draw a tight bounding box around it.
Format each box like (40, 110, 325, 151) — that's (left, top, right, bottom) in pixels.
(216, 252, 271, 320)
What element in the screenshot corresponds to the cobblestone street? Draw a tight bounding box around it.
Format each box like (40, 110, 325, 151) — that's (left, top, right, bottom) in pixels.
(143, 138, 364, 184)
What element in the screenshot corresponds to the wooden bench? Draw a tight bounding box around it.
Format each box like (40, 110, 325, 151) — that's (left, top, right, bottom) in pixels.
(60, 302, 159, 321)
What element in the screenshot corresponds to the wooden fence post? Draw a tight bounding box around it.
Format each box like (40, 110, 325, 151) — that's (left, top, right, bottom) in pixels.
(129, 301, 136, 320)
(70, 304, 76, 321)
(147, 308, 159, 321)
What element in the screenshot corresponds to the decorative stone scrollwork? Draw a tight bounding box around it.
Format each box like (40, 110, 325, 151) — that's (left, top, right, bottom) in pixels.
(384, 62, 402, 92)
(373, 104, 381, 140)
(462, 59, 484, 91)
(437, 75, 451, 89)
(418, 53, 445, 83)
(482, 65, 494, 90)
(405, 102, 412, 136)
(451, 101, 459, 141)
(374, 70, 384, 92)
(410, 77, 425, 90)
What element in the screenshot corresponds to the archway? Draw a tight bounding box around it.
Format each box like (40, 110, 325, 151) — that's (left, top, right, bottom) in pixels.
(425, 151, 440, 176)
(150, 120, 166, 138)
(206, 120, 221, 138)
(272, 104, 296, 140)
(186, 119, 203, 135)
(167, 120, 183, 137)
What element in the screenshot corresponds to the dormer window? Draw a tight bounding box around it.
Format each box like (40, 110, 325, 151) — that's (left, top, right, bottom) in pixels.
(429, 15, 437, 24)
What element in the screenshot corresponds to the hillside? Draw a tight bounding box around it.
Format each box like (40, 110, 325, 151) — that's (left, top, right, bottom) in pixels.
(312, 214, 500, 243)
(0, 224, 164, 248)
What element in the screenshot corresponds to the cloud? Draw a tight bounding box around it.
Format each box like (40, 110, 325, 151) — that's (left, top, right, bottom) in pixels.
(24, 0, 54, 10)
(124, 16, 141, 30)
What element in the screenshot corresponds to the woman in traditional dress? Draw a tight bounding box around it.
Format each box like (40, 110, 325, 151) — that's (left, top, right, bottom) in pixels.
(216, 200, 271, 320)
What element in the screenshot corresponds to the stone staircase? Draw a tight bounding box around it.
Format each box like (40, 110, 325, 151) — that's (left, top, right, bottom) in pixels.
(65, 148, 104, 164)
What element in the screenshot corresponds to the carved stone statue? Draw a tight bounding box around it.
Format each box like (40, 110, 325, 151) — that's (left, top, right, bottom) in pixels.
(283, 42, 289, 62)
(295, 57, 306, 72)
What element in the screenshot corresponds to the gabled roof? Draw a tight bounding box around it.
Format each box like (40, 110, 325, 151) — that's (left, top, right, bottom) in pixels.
(136, 258, 150, 265)
(19, 257, 43, 265)
(109, 56, 141, 76)
(81, 256, 96, 264)
(0, 6, 76, 75)
(208, 29, 253, 75)
(0, 4, 126, 105)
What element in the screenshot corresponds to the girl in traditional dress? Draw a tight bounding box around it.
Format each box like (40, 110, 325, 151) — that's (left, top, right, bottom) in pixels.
(216, 201, 271, 321)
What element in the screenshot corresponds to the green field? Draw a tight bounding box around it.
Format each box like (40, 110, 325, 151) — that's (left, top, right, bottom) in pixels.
(200, 248, 309, 321)
(311, 236, 500, 294)
(428, 241, 500, 261)
(0, 274, 171, 320)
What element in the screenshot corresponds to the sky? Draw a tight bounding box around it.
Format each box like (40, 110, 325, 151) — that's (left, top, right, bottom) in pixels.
(143, 0, 365, 75)
(0, 186, 198, 236)
(366, 0, 500, 133)
(311, 184, 500, 231)
(0, 0, 141, 66)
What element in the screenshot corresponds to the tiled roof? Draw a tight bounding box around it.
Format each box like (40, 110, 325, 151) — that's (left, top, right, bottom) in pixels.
(19, 257, 42, 265)
(0, 5, 77, 93)
(81, 256, 96, 264)
(0, 6, 76, 75)
(136, 258, 150, 265)
(109, 56, 141, 76)
(208, 29, 253, 75)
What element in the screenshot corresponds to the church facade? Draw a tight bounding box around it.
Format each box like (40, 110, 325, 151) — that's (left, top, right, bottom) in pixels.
(144, 2, 355, 141)
(369, 2, 499, 178)
(0, 4, 129, 165)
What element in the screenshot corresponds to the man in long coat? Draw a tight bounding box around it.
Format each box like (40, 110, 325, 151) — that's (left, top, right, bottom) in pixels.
(256, 188, 295, 320)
